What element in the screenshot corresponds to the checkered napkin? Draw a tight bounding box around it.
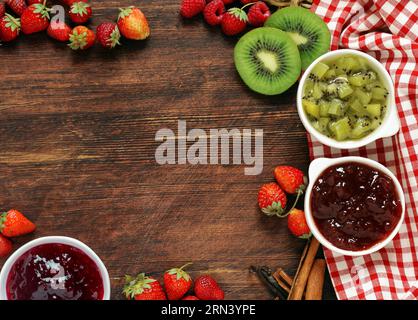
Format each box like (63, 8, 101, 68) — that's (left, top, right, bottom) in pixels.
(308, 0, 418, 300)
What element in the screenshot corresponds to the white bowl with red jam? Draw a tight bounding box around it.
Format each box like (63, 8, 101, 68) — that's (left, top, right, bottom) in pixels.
(297, 49, 400, 149)
(0, 236, 111, 300)
(305, 157, 405, 256)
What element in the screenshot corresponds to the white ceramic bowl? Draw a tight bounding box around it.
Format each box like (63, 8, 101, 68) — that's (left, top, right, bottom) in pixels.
(0, 236, 111, 300)
(297, 49, 400, 149)
(305, 157, 405, 256)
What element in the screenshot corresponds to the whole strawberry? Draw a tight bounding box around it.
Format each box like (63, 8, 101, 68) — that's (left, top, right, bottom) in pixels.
(21, 3, 50, 34)
(248, 1, 270, 27)
(194, 275, 224, 300)
(117, 7, 150, 40)
(203, 0, 225, 26)
(180, 0, 206, 18)
(241, 0, 257, 3)
(274, 166, 307, 194)
(96, 22, 121, 49)
(163, 263, 193, 300)
(183, 295, 199, 300)
(123, 273, 167, 300)
(69, 1, 91, 24)
(258, 182, 287, 217)
(0, 3, 5, 18)
(0, 209, 36, 237)
(0, 13, 20, 42)
(221, 7, 247, 36)
(287, 208, 311, 239)
(0, 234, 12, 258)
(5, 0, 26, 16)
(68, 25, 95, 50)
(47, 20, 71, 42)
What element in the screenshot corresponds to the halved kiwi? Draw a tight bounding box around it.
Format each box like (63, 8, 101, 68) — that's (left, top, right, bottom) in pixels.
(265, 7, 331, 70)
(234, 27, 301, 95)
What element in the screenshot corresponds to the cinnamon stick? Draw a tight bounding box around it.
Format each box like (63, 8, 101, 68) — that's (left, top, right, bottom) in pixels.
(288, 237, 320, 300)
(273, 268, 294, 293)
(305, 259, 326, 300)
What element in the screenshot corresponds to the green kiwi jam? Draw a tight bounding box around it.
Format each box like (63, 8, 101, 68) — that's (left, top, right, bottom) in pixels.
(302, 55, 389, 141)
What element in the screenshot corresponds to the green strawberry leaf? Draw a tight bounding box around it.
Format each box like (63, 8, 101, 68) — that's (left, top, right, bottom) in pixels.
(228, 8, 248, 22)
(123, 273, 157, 299)
(33, 4, 50, 20)
(4, 14, 20, 32)
(108, 28, 121, 48)
(71, 2, 90, 17)
(167, 263, 192, 281)
(118, 6, 134, 20)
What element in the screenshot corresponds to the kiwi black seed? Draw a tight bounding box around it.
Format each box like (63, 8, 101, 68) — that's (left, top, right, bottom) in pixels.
(265, 7, 331, 70)
(234, 27, 301, 96)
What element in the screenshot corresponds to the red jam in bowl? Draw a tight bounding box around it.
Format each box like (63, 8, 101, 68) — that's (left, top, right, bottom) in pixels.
(6, 243, 104, 300)
(311, 162, 402, 251)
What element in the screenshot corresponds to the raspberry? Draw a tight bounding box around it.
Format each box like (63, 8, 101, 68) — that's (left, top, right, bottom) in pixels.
(203, 0, 225, 26)
(248, 1, 270, 27)
(180, 0, 206, 18)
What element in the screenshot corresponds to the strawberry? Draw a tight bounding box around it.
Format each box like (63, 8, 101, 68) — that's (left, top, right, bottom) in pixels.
(27, 0, 44, 5)
(183, 295, 199, 300)
(0, 13, 20, 42)
(5, 0, 26, 16)
(163, 263, 193, 300)
(68, 1, 91, 24)
(0, 234, 12, 258)
(0, 3, 5, 18)
(180, 0, 205, 18)
(0, 209, 36, 237)
(96, 22, 120, 49)
(247, 1, 270, 27)
(287, 208, 311, 239)
(241, 0, 257, 3)
(47, 20, 71, 42)
(221, 0, 235, 4)
(123, 273, 167, 300)
(21, 3, 50, 34)
(221, 7, 247, 36)
(194, 275, 224, 300)
(117, 7, 150, 40)
(68, 25, 95, 50)
(274, 166, 307, 194)
(203, 0, 225, 26)
(258, 182, 287, 217)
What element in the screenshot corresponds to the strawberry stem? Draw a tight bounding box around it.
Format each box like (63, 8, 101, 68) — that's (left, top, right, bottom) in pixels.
(241, 2, 256, 10)
(179, 262, 192, 271)
(274, 189, 303, 218)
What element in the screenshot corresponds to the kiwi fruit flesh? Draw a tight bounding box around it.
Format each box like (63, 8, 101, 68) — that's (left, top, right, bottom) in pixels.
(234, 27, 301, 95)
(265, 7, 331, 70)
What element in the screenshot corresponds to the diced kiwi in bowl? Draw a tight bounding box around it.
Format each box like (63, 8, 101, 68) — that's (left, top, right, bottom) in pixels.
(297, 49, 400, 149)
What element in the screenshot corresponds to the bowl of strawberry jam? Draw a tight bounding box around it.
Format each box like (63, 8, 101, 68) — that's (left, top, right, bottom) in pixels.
(305, 157, 405, 256)
(0, 236, 110, 300)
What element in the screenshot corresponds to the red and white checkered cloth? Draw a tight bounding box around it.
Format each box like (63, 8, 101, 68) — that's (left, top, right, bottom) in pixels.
(309, 0, 418, 300)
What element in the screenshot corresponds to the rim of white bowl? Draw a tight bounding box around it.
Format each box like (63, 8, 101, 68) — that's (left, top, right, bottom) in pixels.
(297, 49, 400, 150)
(0, 236, 111, 300)
(305, 156, 405, 256)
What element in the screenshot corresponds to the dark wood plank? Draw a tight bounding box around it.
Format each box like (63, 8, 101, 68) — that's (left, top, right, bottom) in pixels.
(0, 0, 336, 300)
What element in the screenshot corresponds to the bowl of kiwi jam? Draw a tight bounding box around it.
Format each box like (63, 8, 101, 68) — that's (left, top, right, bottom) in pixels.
(297, 49, 400, 149)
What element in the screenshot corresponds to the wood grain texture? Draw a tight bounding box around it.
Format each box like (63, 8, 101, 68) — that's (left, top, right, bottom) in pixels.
(0, 0, 336, 300)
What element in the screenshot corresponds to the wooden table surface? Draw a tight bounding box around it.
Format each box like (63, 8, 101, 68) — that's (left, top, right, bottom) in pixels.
(0, 0, 336, 300)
